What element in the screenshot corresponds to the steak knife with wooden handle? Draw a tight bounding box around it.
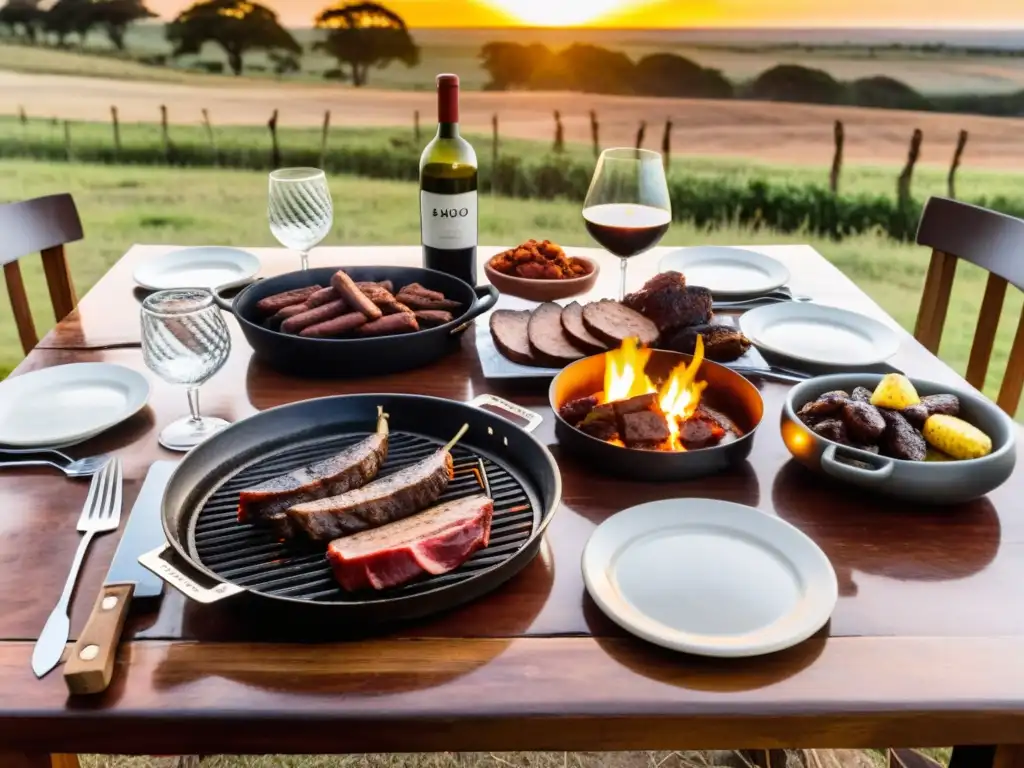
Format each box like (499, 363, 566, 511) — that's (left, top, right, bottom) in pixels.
(63, 461, 176, 695)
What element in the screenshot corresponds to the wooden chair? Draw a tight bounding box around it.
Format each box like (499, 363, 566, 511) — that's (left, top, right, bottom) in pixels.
(0, 193, 83, 355)
(914, 196, 1024, 417)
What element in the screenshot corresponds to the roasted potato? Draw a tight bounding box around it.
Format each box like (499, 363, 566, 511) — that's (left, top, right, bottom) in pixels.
(870, 374, 921, 410)
(922, 414, 993, 460)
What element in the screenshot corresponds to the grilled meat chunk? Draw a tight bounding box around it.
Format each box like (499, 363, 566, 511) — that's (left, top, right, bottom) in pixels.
(582, 300, 659, 347)
(903, 394, 961, 429)
(879, 409, 927, 461)
(238, 408, 389, 536)
(558, 395, 598, 426)
(850, 386, 874, 403)
(661, 324, 752, 362)
(842, 401, 886, 444)
(624, 272, 712, 333)
(327, 494, 493, 592)
(285, 425, 467, 541)
(578, 403, 618, 442)
(623, 271, 685, 313)
(797, 391, 850, 426)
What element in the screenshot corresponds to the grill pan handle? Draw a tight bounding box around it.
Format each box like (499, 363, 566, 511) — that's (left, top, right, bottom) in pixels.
(211, 276, 261, 312)
(450, 285, 500, 336)
(468, 394, 543, 434)
(138, 544, 245, 605)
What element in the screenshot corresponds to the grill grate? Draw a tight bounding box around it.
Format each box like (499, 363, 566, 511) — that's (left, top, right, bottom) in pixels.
(190, 430, 538, 602)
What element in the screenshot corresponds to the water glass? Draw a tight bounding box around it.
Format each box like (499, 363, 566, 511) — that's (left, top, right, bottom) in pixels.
(141, 289, 232, 452)
(268, 168, 333, 271)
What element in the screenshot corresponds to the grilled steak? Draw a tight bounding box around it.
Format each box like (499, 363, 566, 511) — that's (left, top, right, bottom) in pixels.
(560, 301, 607, 354)
(490, 310, 536, 365)
(582, 300, 659, 346)
(624, 272, 712, 332)
(326, 494, 493, 591)
(528, 302, 586, 366)
(238, 407, 389, 537)
(285, 424, 468, 541)
(661, 324, 752, 362)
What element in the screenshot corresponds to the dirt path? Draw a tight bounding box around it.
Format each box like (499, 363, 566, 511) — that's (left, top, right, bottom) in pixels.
(3, 70, 1024, 169)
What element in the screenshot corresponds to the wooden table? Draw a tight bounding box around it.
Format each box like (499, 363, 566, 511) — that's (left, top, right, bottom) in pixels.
(2, 245, 1023, 765)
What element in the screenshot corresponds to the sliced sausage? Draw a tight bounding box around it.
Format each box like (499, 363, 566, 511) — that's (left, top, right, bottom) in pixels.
(280, 299, 348, 334)
(331, 271, 382, 320)
(560, 301, 607, 354)
(299, 312, 368, 338)
(528, 302, 585, 366)
(357, 313, 420, 337)
(489, 310, 536, 366)
(582, 300, 659, 347)
(256, 286, 320, 315)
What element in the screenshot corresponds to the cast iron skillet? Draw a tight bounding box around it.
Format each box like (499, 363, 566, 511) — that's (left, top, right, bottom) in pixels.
(549, 348, 764, 481)
(214, 266, 498, 377)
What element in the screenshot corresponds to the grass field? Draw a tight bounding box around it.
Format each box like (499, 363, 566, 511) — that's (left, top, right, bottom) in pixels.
(1, 158, 1019, 414)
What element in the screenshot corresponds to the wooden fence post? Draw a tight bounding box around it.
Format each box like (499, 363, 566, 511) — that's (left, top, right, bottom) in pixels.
(201, 108, 217, 165)
(414, 110, 420, 143)
(320, 109, 331, 168)
(661, 118, 672, 169)
(553, 110, 565, 154)
(635, 121, 646, 150)
(897, 128, 923, 210)
(110, 106, 121, 157)
(18, 106, 26, 125)
(948, 129, 968, 199)
(829, 120, 844, 194)
(491, 113, 499, 192)
(268, 109, 281, 169)
(159, 104, 170, 163)
(63, 120, 72, 161)
(590, 110, 599, 157)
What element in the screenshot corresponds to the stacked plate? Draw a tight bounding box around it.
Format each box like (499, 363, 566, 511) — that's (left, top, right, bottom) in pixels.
(0, 364, 150, 448)
(133, 246, 260, 292)
(659, 246, 791, 299)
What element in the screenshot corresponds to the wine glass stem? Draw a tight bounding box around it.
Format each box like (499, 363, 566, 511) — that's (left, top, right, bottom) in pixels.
(300, 250, 310, 271)
(619, 257, 628, 301)
(187, 386, 202, 425)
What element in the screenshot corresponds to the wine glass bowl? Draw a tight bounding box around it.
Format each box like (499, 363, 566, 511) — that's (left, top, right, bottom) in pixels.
(582, 148, 671, 300)
(142, 289, 232, 452)
(268, 168, 333, 272)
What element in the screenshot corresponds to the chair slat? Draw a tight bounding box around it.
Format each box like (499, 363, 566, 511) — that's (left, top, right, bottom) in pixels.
(966, 272, 1008, 390)
(913, 249, 958, 354)
(3, 262, 39, 354)
(996, 302, 1024, 417)
(39, 245, 77, 322)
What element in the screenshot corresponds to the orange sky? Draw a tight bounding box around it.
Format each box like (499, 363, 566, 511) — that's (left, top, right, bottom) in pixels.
(147, 0, 1024, 27)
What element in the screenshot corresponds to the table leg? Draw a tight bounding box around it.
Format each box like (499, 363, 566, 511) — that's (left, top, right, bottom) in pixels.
(0, 756, 79, 768)
(994, 746, 1024, 768)
(951, 747, 997, 768)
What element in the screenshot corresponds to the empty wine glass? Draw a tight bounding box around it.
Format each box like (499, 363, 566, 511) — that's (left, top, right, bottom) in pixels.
(141, 289, 232, 452)
(268, 168, 333, 271)
(582, 148, 672, 300)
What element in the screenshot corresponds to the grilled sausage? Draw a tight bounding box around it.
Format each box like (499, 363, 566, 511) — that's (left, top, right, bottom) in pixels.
(414, 310, 454, 327)
(357, 283, 411, 315)
(299, 312, 369, 338)
(280, 299, 348, 334)
(331, 271, 382, 320)
(266, 302, 310, 329)
(396, 283, 462, 311)
(256, 286, 320, 315)
(357, 313, 419, 337)
(306, 286, 339, 309)
(355, 280, 395, 295)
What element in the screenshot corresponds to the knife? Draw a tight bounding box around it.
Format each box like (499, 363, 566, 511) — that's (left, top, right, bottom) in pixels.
(63, 461, 176, 695)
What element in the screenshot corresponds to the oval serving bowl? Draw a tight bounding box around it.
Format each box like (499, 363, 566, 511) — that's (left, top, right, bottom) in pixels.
(782, 373, 1017, 504)
(484, 254, 599, 302)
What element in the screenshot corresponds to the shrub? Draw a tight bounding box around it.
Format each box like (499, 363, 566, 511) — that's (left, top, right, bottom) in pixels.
(751, 64, 845, 104)
(849, 76, 931, 111)
(633, 53, 733, 99)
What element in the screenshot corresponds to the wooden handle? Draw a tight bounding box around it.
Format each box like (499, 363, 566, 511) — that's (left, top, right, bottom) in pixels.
(63, 583, 134, 695)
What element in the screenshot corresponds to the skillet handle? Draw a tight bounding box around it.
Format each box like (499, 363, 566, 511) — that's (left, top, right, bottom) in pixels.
(450, 285, 500, 337)
(211, 276, 259, 312)
(138, 544, 245, 605)
(468, 394, 543, 434)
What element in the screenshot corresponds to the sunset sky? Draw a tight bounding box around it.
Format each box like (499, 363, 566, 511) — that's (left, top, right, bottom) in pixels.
(147, 0, 1024, 28)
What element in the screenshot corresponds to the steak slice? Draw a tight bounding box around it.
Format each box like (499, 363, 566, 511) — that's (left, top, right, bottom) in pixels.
(490, 309, 536, 366)
(582, 300, 659, 347)
(327, 494, 493, 591)
(528, 302, 586, 366)
(238, 408, 389, 537)
(560, 301, 607, 354)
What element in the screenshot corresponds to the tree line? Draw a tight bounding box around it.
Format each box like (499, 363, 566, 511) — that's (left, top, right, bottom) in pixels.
(0, 0, 419, 81)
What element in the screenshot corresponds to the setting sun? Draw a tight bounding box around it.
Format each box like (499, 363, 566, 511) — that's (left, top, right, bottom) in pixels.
(478, 0, 635, 26)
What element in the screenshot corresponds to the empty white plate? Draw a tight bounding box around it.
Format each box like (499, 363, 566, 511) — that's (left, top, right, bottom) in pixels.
(739, 302, 901, 367)
(659, 246, 791, 298)
(0, 363, 150, 447)
(134, 246, 260, 292)
(583, 499, 838, 657)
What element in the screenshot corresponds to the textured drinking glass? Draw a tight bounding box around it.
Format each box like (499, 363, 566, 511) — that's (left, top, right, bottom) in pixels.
(141, 289, 232, 452)
(582, 148, 672, 300)
(268, 168, 333, 271)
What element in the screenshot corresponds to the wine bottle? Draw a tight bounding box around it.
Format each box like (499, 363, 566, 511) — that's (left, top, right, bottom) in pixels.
(419, 73, 479, 286)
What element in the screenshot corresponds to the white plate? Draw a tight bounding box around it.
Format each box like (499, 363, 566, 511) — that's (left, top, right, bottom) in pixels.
(133, 246, 260, 292)
(739, 302, 901, 367)
(659, 246, 791, 298)
(583, 499, 838, 657)
(0, 363, 150, 447)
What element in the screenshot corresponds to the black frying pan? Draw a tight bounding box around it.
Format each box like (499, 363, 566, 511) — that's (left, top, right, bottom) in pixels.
(213, 266, 498, 377)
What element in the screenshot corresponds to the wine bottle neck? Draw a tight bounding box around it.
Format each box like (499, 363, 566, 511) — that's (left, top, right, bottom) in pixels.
(437, 122, 460, 139)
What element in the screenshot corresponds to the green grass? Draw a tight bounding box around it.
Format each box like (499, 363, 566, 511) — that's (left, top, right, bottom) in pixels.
(0, 158, 1018, 413)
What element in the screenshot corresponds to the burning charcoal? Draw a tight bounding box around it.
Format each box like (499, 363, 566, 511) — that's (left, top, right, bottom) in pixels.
(578, 404, 618, 442)
(797, 391, 850, 424)
(621, 411, 671, 449)
(811, 418, 850, 445)
(851, 386, 873, 403)
(679, 418, 724, 450)
(559, 396, 598, 427)
(612, 393, 661, 419)
(841, 401, 886, 444)
(693, 404, 743, 439)
(879, 409, 927, 461)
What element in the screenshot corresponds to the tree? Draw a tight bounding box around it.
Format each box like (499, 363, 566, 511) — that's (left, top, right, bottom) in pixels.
(557, 44, 635, 94)
(750, 64, 844, 105)
(43, 0, 94, 46)
(633, 53, 733, 99)
(166, 0, 301, 76)
(850, 76, 931, 111)
(479, 41, 549, 90)
(313, 2, 418, 87)
(0, 0, 45, 41)
(89, 0, 156, 51)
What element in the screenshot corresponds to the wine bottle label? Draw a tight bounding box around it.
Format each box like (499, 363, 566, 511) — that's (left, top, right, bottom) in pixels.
(421, 190, 478, 250)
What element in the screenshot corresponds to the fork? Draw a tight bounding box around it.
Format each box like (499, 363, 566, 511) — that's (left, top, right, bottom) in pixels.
(31, 457, 123, 678)
(0, 449, 109, 478)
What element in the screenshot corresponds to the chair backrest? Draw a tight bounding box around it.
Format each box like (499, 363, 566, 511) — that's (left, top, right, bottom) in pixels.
(0, 193, 83, 354)
(914, 196, 1024, 416)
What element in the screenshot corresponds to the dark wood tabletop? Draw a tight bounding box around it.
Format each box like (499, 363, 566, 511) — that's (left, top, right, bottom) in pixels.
(3, 245, 1023, 759)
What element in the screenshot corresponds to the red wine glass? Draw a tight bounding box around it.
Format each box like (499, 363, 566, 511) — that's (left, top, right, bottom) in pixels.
(582, 148, 672, 301)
